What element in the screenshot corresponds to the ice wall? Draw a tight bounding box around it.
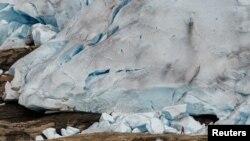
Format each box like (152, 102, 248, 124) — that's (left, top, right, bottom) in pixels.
(1, 0, 250, 127)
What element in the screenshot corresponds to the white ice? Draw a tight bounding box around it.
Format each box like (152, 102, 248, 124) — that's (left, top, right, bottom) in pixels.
(100, 113, 115, 123)
(1, 0, 250, 134)
(42, 128, 57, 139)
(35, 135, 44, 141)
(0, 69, 3, 75)
(32, 23, 57, 46)
(146, 118, 165, 134)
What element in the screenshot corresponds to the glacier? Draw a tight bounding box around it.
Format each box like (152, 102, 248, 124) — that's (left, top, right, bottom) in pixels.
(1, 0, 250, 134)
(0, 0, 86, 49)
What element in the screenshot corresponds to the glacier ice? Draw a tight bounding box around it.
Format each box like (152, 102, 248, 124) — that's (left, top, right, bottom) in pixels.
(1, 0, 250, 134)
(162, 104, 187, 120)
(132, 128, 142, 133)
(0, 3, 37, 49)
(32, 23, 57, 46)
(163, 125, 178, 134)
(100, 113, 115, 123)
(82, 121, 111, 134)
(216, 96, 250, 125)
(42, 128, 57, 139)
(146, 118, 165, 134)
(40, 126, 79, 139)
(1, 24, 31, 49)
(122, 114, 151, 129)
(0, 0, 90, 30)
(61, 127, 78, 136)
(61, 128, 70, 137)
(0, 4, 38, 24)
(2, 81, 19, 101)
(35, 135, 44, 141)
(171, 116, 204, 134)
(66, 126, 81, 135)
(111, 122, 132, 133)
(0, 0, 85, 49)
(82, 111, 203, 135)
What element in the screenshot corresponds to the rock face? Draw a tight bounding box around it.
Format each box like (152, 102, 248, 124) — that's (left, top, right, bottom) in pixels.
(0, 48, 34, 71)
(2, 0, 250, 130)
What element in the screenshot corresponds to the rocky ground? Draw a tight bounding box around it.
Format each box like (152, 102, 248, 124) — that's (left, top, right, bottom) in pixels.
(0, 48, 207, 141)
(55, 133, 207, 141)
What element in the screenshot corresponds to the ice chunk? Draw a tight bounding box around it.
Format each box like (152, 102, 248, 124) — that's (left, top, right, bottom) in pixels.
(82, 121, 111, 134)
(100, 113, 115, 123)
(98, 120, 111, 129)
(81, 122, 99, 134)
(2, 81, 19, 101)
(32, 23, 57, 45)
(133, 125, 148, 133)
(0, 37, 25, 49)
(83, 112, 203, 134)
(146, 118, 164, 134)
(111, 122, 131, 133)
(1, 24, 31, 48)
(10, 68, 22, 89)
(0, 69, 3, 75)
(0, 21, 21, 47)
(164, 125, 178, 133)
(61, 128, 70, 137)
(54, 133, 62, 139)
(132, 128, 142, 133)
(35, 135, 44, 141)
(109, 112, 154, 129)
(0, 103, 6, 106)
(160, 115, 169, 126)
(0, 24, 31, 49)
(42, 128, 57, 139)
(3, 71, 9, 75)
(171, 116, 204, 134)
(66, 126, 80, 135)
(61, 126, 79, 137)
(85, 122, 99, 131)
(123, 114, 150, 129)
